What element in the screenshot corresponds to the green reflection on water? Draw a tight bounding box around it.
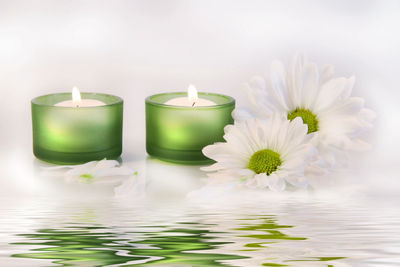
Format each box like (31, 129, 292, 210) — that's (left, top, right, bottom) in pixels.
(234, 216, 306, 265)
(12, 227, 142, 266)
(235, 215, 306, 249)
(234, 215, 346, 266)
(290, 256, 347, 262)
(11, 215, 347, 266)
(129, 228, 246, 266)
(12, 224, 246, 266)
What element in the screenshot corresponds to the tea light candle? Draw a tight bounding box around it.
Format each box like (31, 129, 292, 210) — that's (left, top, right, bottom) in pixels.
(55, 87, 106, 107)
(164, 84, 216, 107)
(32, 87, 123, 164)
(146, 85, 235, 164)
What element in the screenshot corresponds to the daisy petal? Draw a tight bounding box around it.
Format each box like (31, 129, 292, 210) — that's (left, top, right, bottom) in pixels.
(94, 159, 120, 170)
(320, 64, 335, 85)
(267, 173, 286, 192)
(269, 60, 290, 111)
(232, 107, 254, 122)
(65, 161, 97, 176)
(253, 173, 268, 188)
(301, 63, 319, 109)
(314, 77, 348, 111)
(94, 166, 134, 177)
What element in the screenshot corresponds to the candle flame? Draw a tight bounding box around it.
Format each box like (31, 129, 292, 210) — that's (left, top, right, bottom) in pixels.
(72, 86, 82, 107)
(187, 84, 198, 106)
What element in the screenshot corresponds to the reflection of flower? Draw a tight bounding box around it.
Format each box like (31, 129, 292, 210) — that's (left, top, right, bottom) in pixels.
(234, 54, 375, 167)
(202, 116, 316, 191)
(41, 159, 135, 185)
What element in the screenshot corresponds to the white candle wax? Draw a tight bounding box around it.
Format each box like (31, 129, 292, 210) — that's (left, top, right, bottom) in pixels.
(164, 97, 216, 107)
(55, 99, 106, 107)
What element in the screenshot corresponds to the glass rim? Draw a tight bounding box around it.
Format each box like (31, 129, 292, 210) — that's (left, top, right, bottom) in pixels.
(145, 92, 235, 109)
(31, 92, 123, 108)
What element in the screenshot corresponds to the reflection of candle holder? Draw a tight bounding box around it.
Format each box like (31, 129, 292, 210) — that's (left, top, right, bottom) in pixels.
(31, 93, 123, 164)
(145, 92, 235, 164)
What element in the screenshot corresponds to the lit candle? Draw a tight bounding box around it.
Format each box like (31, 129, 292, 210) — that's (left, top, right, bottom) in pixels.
(55, 87, 106, 107)
(164, 85, 216, 107)
(145, 88, 235, 164)
(31, 90, 123, 164)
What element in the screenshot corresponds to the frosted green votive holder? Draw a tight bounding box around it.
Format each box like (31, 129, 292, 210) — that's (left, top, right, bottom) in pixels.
(32, 93, 123, 164)
(145, 92, 235, 164)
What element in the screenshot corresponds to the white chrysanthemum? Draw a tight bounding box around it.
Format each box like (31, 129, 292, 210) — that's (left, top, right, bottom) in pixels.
(202, 116, 316, 191)
(234, 54, 375, 167)
(41, 159, 135, 184)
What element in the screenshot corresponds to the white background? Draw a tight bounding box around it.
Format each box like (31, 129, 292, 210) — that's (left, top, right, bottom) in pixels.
(0, 0, 399, 196)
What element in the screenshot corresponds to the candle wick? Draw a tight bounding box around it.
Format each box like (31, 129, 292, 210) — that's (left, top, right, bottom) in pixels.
(192, 102, 196, 107)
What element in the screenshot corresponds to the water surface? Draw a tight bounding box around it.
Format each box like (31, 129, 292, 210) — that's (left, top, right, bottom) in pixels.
(1, 192, 399, 267)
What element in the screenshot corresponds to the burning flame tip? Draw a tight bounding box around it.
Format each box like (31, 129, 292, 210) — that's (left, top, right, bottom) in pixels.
(187, 84, 198, 104)
(72, 86, 81, 105)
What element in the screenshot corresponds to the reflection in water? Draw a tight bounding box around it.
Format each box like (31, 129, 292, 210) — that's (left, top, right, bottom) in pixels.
(2, 193, 400, 266)
(231, 215, 348, 266)
(129, 226, 247, 266)
(12, 227, 143, 266)
(235, 216, 307, 241)
(12, 224, 246, 266)
(10, 212, 351, 267)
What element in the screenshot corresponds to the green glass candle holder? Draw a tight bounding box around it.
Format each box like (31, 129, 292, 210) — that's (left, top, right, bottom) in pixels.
(32, 93, 123, 164)
(146, 92, 235, 165)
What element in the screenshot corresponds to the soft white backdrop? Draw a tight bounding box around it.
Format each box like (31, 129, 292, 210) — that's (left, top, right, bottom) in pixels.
(0, 0, 399, 196)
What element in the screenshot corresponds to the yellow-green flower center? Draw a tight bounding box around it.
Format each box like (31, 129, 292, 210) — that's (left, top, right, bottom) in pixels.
(248, 149, 282, 175)
(287, 108, 319, 133)
(80, 173, 94, 179)
(79, 173, 94, 183)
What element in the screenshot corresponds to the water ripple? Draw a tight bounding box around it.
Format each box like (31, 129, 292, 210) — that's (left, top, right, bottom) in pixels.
(1, 195, 399, 266)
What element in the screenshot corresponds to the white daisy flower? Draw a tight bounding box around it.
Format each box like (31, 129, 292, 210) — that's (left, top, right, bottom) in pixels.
(234, 54, 375, 167)
(41, 159, 135, 185)
(202, 116, 316, 191)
